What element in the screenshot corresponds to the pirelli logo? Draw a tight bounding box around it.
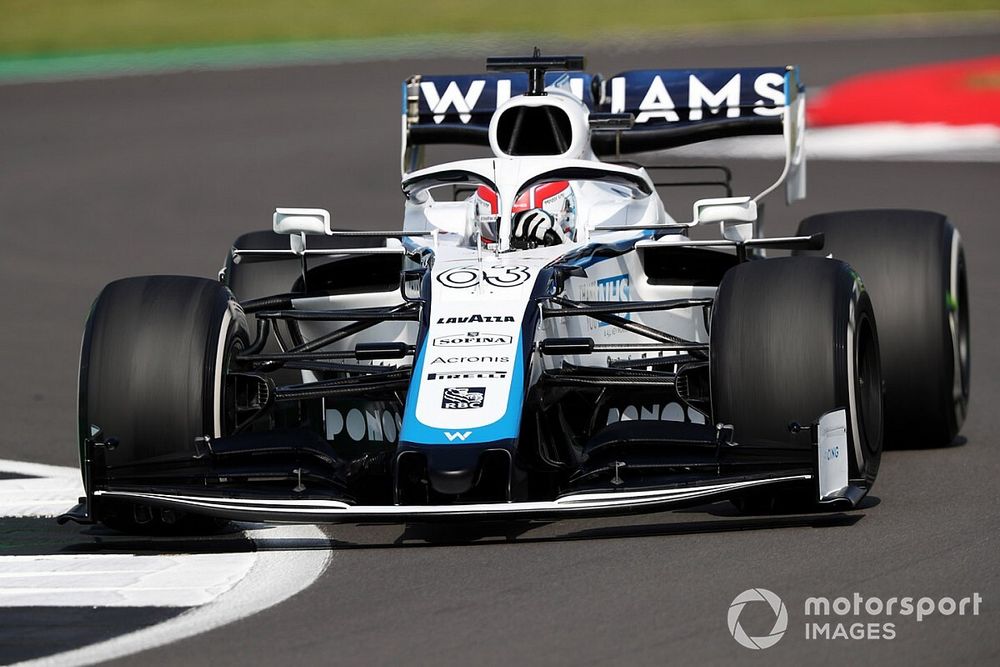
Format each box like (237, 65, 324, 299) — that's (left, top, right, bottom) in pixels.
(426, 371, 508, 380)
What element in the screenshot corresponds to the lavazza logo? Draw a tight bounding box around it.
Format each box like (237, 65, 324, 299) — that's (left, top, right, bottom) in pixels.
(436, 314, 515, 324)
(727, 589, 983, 649)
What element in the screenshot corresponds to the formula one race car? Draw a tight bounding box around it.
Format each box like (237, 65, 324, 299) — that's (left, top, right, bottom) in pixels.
(62, 53, 970, 532)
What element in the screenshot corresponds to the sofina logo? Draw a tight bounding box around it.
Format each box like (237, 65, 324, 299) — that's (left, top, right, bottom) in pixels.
(728, 589, 788, 650)
(433, 332, 512, 347)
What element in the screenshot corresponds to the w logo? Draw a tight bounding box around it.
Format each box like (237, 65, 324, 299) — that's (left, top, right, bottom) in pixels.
(443, 431, 472, 442)
(420, 80, 486, 124)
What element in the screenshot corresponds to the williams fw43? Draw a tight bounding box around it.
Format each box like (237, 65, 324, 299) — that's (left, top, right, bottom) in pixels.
(62, 53, 971, 532)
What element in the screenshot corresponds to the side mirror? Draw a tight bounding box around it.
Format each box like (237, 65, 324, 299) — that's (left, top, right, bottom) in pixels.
(692, 197, 758, 242)
(273, 207, 332, 236)
(478, 215, 501, 246)
(273, 207, 331, 254)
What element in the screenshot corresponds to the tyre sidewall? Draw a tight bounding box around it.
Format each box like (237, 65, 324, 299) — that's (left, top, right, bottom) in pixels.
(711, 257, 883, 501)
(79, 277, 247, 474)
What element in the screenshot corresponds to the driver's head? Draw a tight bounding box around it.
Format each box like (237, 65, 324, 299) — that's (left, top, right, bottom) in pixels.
(513, 181, 575, 241)
(466, 181, 576, 245)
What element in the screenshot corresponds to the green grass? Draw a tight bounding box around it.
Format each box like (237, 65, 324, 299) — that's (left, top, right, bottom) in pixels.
(1, 0, 998, 56)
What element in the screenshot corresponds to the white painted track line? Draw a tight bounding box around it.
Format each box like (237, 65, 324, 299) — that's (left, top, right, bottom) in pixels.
(0, 459, 83, 517)
(0, 553, 255, 606)
(0, 460, 333, 667)
(9, 524, 332, 667)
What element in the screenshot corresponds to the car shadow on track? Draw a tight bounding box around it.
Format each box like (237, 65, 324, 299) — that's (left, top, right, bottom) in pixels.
(20, 498, 872, 556)
(679, 493, 881, 518)
(1, 516, 258, 557)
(381, 509, 865, 547)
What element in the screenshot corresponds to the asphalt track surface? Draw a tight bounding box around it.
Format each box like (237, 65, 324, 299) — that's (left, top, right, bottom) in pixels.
(1, 26, 999, 666)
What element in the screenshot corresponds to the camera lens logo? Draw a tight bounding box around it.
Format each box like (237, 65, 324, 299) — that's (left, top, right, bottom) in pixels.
(727, 588, 788, 650)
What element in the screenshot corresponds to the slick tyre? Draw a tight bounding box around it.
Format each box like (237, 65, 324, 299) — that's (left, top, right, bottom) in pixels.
(796, 210, 969, 447)
(711, 257, 883, 513)
(79, 276, 248, 533)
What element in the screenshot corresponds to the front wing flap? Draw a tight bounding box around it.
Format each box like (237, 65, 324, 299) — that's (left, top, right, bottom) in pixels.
(90, 472, 818, 524)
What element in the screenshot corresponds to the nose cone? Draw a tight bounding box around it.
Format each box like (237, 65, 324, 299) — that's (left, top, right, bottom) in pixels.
(424, 446, 482, 496)
(428, 468, 477, 496)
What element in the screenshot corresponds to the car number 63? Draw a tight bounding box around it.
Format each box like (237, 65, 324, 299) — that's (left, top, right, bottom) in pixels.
(437, 265, 531, 289)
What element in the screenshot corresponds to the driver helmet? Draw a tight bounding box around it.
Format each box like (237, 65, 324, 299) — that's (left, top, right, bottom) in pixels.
(467, 180, 576, 244)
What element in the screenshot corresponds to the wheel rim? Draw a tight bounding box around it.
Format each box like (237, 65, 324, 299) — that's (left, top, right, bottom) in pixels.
(854, 312, 883, 480)
(956, 251, 971, 408)
(222, 332, 250, 436)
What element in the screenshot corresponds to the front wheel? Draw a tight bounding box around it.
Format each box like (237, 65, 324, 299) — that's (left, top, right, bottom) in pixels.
(710, 257, 883, 513)
(79, 276, 248, 533)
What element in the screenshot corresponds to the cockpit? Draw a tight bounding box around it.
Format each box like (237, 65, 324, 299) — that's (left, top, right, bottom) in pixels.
(399, 59, 669, 250)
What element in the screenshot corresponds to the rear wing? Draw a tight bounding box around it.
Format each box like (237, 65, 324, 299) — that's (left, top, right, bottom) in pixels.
(401, 65, 806, 203)
(403, 71, 601, 150)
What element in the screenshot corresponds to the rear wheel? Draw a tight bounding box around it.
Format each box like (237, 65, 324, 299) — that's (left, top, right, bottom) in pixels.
(710, 257, 883, 513)
(796, 209, 969, 447)
(79, 276, 248, 533)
